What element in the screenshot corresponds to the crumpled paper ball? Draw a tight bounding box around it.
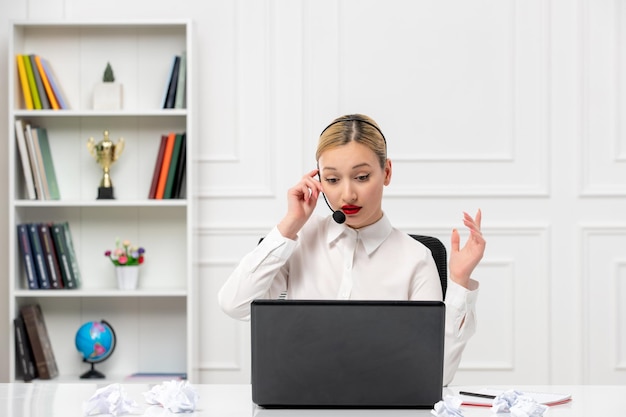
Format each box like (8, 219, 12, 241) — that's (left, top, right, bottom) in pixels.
(84, 383, 140, 416)
(143, 380, 198, 413)
(492, 389, 548, 417)
(431, 395, 465, 417)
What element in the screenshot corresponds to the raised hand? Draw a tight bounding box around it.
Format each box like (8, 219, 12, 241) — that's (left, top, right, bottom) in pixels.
(449, 209, 485, 288)
(277, 169, 324, 239)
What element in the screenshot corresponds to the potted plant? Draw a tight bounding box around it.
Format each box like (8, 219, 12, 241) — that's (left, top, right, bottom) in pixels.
(105, 238, 145, 289)
(93, 62, 123, 110)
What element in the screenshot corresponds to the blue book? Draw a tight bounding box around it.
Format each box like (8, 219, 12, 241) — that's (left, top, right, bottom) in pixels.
(17, 224, 38, 289)
(27, 223, 51, 289)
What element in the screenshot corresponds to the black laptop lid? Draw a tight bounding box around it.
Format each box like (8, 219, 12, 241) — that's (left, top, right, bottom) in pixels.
(251, 300, 445, 409)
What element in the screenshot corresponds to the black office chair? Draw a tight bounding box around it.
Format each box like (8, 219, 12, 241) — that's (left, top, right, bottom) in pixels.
(409, 234, 448, 299)
(259, 234, 448, 299)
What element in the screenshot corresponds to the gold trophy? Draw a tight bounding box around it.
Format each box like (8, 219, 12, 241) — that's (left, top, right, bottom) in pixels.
(87, 130, 125, 199)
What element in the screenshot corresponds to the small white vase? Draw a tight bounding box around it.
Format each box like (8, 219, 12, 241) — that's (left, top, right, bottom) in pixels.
(116, 266, 139, 290)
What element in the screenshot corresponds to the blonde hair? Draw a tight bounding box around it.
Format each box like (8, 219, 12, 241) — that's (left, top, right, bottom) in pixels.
(316, 114, 387, 169)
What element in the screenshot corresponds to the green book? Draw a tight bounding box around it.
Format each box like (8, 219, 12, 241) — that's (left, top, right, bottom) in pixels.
(35, 128, 60, 200)
(164, 133, 183, 199)
(23, 55, 42, 110)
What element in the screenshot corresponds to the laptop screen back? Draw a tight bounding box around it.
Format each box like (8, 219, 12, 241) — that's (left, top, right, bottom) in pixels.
(251, 300, 445, 408)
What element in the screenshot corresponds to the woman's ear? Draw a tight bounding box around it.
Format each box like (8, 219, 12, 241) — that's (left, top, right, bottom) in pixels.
(383, 159, 392, 186)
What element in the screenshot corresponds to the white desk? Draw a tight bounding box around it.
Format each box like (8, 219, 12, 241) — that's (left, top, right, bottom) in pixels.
(0, 383, 618, 416)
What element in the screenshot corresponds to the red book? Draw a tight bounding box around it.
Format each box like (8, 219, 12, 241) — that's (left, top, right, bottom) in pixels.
(148, 135, 168, 199)
(155, 132, 176, 199)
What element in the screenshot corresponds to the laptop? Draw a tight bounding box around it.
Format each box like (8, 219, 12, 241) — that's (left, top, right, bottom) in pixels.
(250, 299, 445, 409)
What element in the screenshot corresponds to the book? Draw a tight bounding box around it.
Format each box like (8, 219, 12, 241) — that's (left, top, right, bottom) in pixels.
(14, 120, 37, 200)
(35, 127, 61, 200)
(171, 133, 186, 198)
(34, 55, 60, 110)
(13, 316, 37, 381)
(27, 223, 51, 289)
(30, 127, 51, 199)
(22, 55, 41, 110)
(38, 223, 64, 289)
(174, 51, 187, 109)
(19, 304, 59, 379)
(155, 132, 176, 199)
(60, 221, 82, 288)
(24, 123, 45, 200)
(40, 58, 68, 110)
(50, 223, 78, 289)
(16, 55, 34, 110)
(17, 224, 39, 289)
(148, 135, 168, 199)
(164, 133, 184, 198)
(163, 55, 180, 109)
(29, 55, 51, 110)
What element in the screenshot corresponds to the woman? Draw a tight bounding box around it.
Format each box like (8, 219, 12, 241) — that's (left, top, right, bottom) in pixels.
(218, 114, 485, 386)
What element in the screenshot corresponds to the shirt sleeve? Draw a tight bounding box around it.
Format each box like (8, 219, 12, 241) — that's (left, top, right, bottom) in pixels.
(442, 278, 479, 386)
(217, 226, 296, 321)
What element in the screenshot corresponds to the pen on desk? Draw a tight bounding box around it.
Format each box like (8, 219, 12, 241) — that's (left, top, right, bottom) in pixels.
(459, 391, 497, 399)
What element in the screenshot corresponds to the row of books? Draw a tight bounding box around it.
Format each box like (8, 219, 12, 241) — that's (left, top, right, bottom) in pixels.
(14, 304, 59, 381)
(149, 132, 187, 199)
(16, 54, 69, 110)
(17, 222, 82, 290)
(162, 52, 187, 109)
(15, 120, 60, 200)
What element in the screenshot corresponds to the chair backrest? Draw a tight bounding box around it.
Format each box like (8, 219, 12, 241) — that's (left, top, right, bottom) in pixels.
(409, 234, 448, 299)
(258, 233, 448, 298)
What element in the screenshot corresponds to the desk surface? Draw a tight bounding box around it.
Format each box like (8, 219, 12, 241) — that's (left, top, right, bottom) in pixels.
(0, 383, 618, 416)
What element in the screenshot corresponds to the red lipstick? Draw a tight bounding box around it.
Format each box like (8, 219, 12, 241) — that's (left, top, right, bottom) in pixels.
(341, 205, 361, 215)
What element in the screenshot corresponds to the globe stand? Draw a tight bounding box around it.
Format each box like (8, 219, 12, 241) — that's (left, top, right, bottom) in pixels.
(80, 361, 106, 379)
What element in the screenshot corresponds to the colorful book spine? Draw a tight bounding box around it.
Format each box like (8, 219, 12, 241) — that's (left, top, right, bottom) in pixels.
(19, 304, 59, 379)
(164, 133, 183, 199)
(163, 55, 180, 109)
(14, 316, 37, 381)
(27, 223, 51, 289)
(40, 58, 68, 110)
(34, 55, 60, 110)
(24, 123, 45, 200)
(61, 222, 82, 288)
(14, 119, 37, 200)
(35, 128, 60, 200)
(17, 224, 39, 289)
(174, 51, 186, 109)
(23, 55, 42, 109)
(171, 133, 187, 199)
(29, 55, 50, 110)
(16, 55, 34, 110)
(38, 224, 64, 289)
(155, 132, 176, 199)
(149, 135, 168, 199)
(50, 223, 78, 289)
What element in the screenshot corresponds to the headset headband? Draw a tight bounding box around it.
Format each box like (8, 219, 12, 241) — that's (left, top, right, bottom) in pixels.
(319, 116, 387, 145)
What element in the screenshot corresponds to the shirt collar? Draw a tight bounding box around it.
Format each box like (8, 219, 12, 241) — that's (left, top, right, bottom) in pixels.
(326, 213, 393, 255)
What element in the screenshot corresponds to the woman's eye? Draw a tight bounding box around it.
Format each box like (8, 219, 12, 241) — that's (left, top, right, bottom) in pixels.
(325, 178, 338, 184)
(356, 174, 370, 182)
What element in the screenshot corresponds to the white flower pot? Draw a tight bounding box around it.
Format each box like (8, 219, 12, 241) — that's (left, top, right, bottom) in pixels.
(93, 83, 123, 110)
(116, 266, 139, 290)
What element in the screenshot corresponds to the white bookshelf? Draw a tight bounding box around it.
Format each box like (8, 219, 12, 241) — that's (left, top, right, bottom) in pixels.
(7, 21, 195, 382)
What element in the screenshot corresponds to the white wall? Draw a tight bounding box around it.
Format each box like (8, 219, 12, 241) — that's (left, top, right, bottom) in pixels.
(2, 0, 626, 385)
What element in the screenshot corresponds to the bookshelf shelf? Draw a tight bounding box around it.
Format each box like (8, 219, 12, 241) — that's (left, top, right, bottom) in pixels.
(14, 289, 188, 298)
(8, 20, 194, 383)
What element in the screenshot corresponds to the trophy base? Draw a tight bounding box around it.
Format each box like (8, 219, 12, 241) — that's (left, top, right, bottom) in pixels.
(97, 187, 115, 200)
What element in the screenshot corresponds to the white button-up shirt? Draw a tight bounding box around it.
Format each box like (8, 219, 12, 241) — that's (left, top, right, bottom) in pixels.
(219, 214, 479, 386)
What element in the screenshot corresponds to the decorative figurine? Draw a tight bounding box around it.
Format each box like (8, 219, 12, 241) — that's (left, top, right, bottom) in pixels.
(87, 130, 125, 199)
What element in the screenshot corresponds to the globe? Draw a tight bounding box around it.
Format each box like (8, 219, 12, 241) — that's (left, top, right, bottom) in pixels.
(75, 320, 116, 379)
